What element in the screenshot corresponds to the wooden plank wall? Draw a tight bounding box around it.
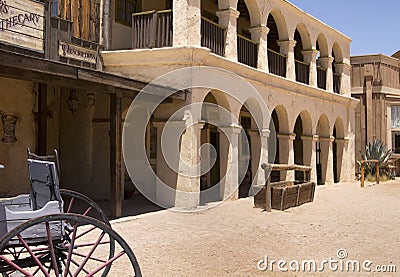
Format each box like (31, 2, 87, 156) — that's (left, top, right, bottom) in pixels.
(59, 0, 101, 43)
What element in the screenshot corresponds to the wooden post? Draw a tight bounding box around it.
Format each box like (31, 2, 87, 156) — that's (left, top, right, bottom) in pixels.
(376, 163, 380, 185)
(110, 93, 122, 218)
(360, 162, 365, 188)
(265, 164, 272, 212)
(37, 84, 47, 155)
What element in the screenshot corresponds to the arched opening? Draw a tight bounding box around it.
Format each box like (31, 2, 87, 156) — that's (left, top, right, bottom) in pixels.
(316, 115, 330, 185)
(294, 27, 309, 84)
(266, 12, 287, 77)
(269, 106, 289, 181)
(269, 110, 280, 182)
(238, 105, 253, 198)
(332, 42, 343, 94)
(293, 116, 304, 181)
(333, 118, 345, 183)
(316, 34, 329, 90)
(201, 93, 221, 201)
(237, 0, 258, 67)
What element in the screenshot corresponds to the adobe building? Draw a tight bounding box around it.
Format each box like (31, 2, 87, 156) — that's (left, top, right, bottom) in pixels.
(0, 0, 358, 216)
(351, 53, 400, 172)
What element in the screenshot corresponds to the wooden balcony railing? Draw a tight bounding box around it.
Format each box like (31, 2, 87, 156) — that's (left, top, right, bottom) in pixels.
(295, 60, 310, 85)
(237, 34, 258, 68)
(132, 10, 172, 49)
(333, 73, 341, 94)
(201, 17, 225, 56)
(317, 66, 327, 90)
(268, 49, 286, 77)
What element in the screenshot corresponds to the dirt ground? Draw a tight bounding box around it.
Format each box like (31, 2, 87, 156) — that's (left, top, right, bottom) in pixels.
(111, 180, 400, 276)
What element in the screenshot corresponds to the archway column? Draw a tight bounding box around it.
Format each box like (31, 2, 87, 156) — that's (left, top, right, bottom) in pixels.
(302, 135, 318, 183)
(334, 62, 352, 96)
(217, 8, 240, 61)
(302, 49, 319, 87)
(249, 25, 270, 72)
(173, 0, 201, 47)
(321, 135, 335, 184)
(277, 133, 296, 181)
(248, 128, 270, 188)
(319, 56, 334, 92)
(219, 124, 241, 200)
(335, 138, 347, 183)
(278, 40, 297, 81)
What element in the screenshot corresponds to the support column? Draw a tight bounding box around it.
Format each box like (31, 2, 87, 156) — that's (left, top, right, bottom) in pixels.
(334, 62, 352, 96)
(248, 129, 270, 187)
(277, 133, 296, 181)
(319, 56, 335, 92)
(310, 135, 319, 183)
(249, 26, 270, 72)
(38, 84, 47, 155)
(219, 125, 241, 201)
(322, 136, 335, 184)
(278, 40, 296, 81)
(216, 8, 240, 61)
(175, 121, 204, 208)
(173, 0, 201, 47)
(302, 49, 319, 87)
(110, 93, 122, 218)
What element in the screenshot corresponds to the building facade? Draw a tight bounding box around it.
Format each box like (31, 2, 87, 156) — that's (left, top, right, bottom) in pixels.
(0, 0, 358, 216)
(351, 53, 400, 172)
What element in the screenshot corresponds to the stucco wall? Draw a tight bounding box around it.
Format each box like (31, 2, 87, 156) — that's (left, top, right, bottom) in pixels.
(0, 77, 36, 196)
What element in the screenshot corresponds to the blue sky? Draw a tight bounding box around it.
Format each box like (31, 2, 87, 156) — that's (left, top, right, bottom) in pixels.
(288, 0, 399, 57)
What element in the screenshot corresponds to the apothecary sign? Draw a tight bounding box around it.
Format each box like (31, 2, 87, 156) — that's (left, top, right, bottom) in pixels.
(0, 0, 45, 52)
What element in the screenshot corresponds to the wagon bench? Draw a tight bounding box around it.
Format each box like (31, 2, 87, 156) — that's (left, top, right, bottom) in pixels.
(254, 164, 316, 212)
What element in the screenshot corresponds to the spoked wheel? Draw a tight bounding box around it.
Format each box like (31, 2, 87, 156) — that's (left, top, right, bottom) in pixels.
(0, 214, 141, 276)
(60, 189, 110, 226)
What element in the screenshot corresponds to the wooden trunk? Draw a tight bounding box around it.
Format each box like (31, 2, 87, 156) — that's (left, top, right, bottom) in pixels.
(254, 181, 316, 211)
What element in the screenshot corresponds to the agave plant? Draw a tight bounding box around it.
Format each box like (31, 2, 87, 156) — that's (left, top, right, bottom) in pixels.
(357, 139, 393, 176)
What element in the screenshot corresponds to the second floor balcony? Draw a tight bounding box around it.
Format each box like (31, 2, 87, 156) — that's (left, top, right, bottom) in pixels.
(128, 0, 349, 96)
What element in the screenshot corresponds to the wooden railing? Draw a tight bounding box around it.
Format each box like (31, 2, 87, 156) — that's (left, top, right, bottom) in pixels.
(132, 10, 172, 49)
(295, 60, 310, 85)
(267, 49, 286, 77)
(317, 66, 327, 90)
(237, 34, 258, 68)
(201, 17, 225, 56)
(333, 73, 341, 94)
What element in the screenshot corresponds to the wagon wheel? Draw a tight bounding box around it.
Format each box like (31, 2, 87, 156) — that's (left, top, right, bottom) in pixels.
(60, 189, 110, 225)
(0, 214, 141, 276)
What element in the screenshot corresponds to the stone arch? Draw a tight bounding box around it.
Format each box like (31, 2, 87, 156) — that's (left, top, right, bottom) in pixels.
(218, 0, 261, 26)
(269, 105, 290, 181)
(295, 23, 312, 51)
(270, 105, 289, 133)
(316, 33, 329, 57)
(333, 117, 345, 183)
(332, 41, 344, 63)
(316, 114, 330, 185)
(200, 89, 232, 126)
(293, 110, 313, 171)
(267, 10, 289, 41)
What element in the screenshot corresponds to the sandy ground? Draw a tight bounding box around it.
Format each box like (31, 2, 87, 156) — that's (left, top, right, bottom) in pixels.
(111, 180, 400, 276)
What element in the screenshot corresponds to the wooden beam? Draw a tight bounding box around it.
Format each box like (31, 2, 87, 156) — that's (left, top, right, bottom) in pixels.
(37, 84, 47, 155)
(110, 93, 123, 218)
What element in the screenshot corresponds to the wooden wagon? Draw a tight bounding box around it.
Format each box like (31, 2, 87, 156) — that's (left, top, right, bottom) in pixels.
(0, 150, 142, 276)
(254, 164, 316, 211)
